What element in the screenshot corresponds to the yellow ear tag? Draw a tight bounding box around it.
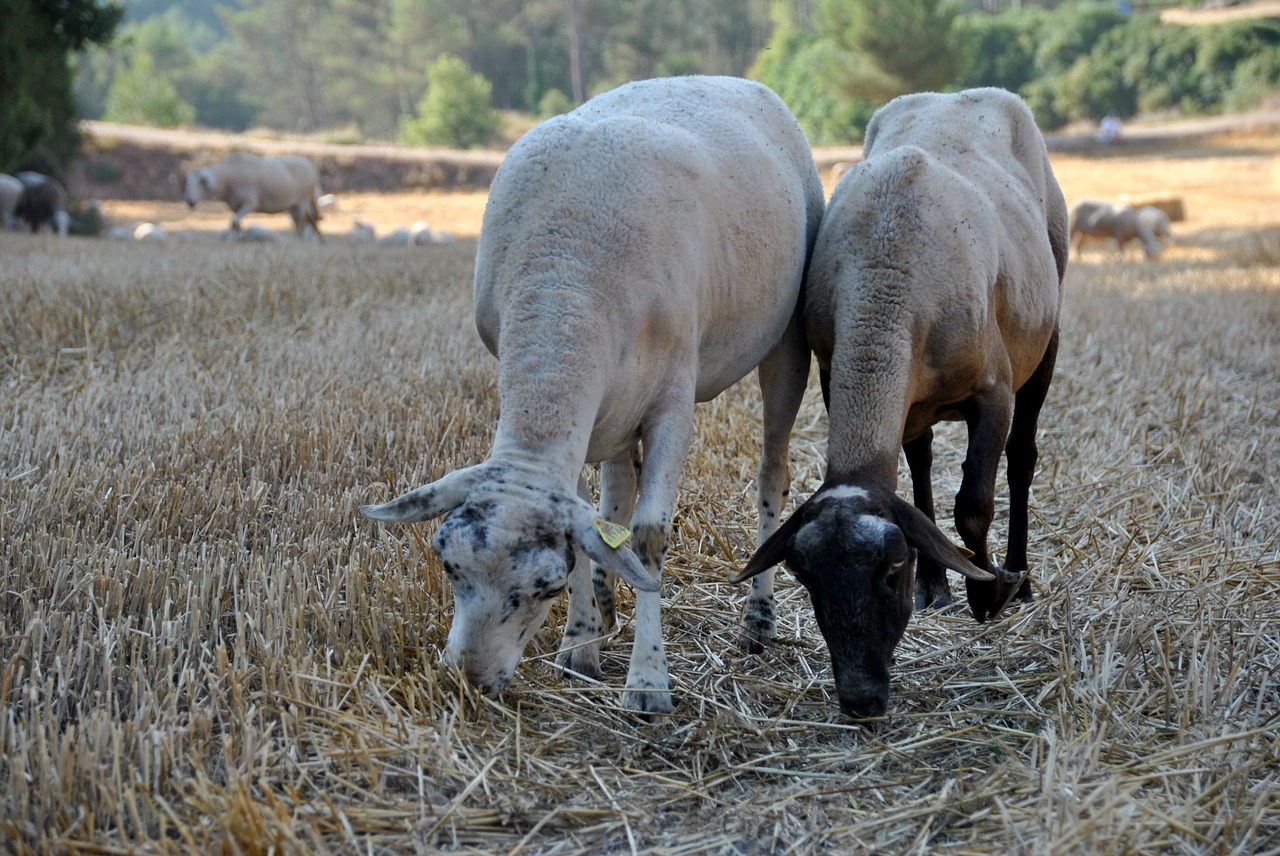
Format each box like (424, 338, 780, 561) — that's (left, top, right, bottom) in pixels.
(956, 544, 975, 558)
(593, 518, 632, 549)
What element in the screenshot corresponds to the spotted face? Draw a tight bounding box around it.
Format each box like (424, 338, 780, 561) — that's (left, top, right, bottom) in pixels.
(785, 490, 914, 719)
(361, 461, 658, 697)
(432, 498, 574, 694)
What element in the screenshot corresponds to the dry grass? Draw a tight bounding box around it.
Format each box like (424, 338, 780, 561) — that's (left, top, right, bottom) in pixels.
(2, 132, 1279, 854)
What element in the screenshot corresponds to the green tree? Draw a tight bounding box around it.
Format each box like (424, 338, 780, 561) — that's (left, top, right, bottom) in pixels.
(103, 51, 194, 126)
(818, 0, 967, 103)
(398, 54, 501, 148)
(1, 0, 123, 170)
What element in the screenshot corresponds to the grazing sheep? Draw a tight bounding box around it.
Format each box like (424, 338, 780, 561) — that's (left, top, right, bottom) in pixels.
(1135, 205, 1174, 257)
(734, 88, 1068, 720)
(0, 174, 23, 230)
(1069, 196, 1168, 259)
(351, 219, 376, 243)
(376, 221, 434, 247)
(184, 152, 323, 238)
(362, 75, 824, 716)
(133, 222, 167, 241)
(14, 172, 69, 236)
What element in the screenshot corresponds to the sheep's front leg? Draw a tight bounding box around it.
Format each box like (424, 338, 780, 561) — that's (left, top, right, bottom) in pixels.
(905, 427, 951, 610)
(556, 454, 639, 678)
(1003, 329, 1059, 606)
(957, 389, 1020, 623)
(620, 402, 695, 717)
(740, 317, 808, 652)
(230, 199, 258, 235)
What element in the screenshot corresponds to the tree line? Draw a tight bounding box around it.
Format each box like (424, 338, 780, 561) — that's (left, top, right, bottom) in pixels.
(4, 0, 1280, 172)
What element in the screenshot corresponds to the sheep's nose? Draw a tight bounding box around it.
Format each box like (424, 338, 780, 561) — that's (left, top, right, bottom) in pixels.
(839, 691, 888, 723)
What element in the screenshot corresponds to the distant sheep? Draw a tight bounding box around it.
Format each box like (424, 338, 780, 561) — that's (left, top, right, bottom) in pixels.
(14, 172, 69, 236)
(184, 153, 323, 238)
(1069, 196, 1169, 259)
(361, 76, 825, 716)
(133, 222, 168, 241)
(0, 174, 22, 230)
(377, 221, 434, 246)
(735, 88, 1068, 720)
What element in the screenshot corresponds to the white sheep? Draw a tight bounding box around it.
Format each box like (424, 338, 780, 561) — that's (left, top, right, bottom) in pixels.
(0, 173, 23, 230)
(1069, 196, 1169, 259)
(184, 152, 323, 239)
(133, 222, 167, 241)
(361, 75, 825, 716)
(1135, 204, 1174, 258)
(734, 88, 1068, 720)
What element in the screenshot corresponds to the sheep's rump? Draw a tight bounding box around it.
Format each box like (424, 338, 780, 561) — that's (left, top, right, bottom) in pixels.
(216, 153, 321, 217)
(474, 75, 824, 453)
(804, 88, 1066, 440)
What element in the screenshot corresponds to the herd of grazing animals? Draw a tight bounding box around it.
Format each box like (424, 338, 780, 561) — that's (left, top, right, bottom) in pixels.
(360, 78, 1069, 722)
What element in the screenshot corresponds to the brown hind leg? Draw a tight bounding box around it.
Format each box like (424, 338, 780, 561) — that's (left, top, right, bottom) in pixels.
(1003, 327, 1060, 606)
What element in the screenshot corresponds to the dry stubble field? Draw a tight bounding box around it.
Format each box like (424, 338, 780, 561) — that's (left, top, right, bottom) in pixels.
(2, 131, 1279, 854)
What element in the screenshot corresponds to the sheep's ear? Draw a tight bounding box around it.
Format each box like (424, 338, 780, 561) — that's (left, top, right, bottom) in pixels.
(890, 495, 994, 582)
(568, 502, 659, 593)
(732, 505, 808, 583)
(360, 466, 482, 523)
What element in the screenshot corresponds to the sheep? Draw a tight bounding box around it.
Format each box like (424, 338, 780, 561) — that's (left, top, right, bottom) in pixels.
(361, 75, 825, 716)
(133, 222, 168, 241)
(734, 88, 1068, 721)
(1135, 205, 1174, 257)
(14, 172, 69, 236)
(376, 221, 434, 246)
(1068, 196, 1169, 259)
(0, 174, 23, 230)
(184, 152, 323, 239)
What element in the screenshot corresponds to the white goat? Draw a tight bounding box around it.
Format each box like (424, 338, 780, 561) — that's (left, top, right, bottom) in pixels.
(735, 88, 1068, 721)
(184, 152, 323, 238)
(362, 75, 824, 716)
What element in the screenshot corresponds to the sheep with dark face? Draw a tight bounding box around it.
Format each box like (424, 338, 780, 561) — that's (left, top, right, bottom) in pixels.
(362, 76, 824, 716)
(736, 88, 1068, 721)
(14, 172, 69, 236)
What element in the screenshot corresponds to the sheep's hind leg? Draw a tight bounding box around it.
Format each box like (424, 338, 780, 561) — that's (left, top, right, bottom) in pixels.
(957, 390, 1020, 623)
(1003, 328, 1059, 606)
(740, 316, 808, 653)
(905, 428, 951, 610)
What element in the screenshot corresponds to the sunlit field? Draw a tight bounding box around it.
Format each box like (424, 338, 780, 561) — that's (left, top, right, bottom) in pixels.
(2, 131, 1278, 852)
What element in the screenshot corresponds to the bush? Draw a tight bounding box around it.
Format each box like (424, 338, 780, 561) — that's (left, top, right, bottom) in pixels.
(537, 88, 575, 120)
(399, 55, 501, 150)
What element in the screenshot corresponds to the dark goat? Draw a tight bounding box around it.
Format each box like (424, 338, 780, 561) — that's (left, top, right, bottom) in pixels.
(736, 88, 1069, 721)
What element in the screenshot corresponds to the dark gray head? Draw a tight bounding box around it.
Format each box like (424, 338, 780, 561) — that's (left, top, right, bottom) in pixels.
(736, 483, 993, 721)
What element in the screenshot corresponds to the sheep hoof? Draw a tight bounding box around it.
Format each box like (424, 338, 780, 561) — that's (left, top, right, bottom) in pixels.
(737, 625, 775, 655)
(915, 581, 953, 611)
(965, 566, 1028, 622)
(621, 687, 675, 719)
(555, 646, 603, 680)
